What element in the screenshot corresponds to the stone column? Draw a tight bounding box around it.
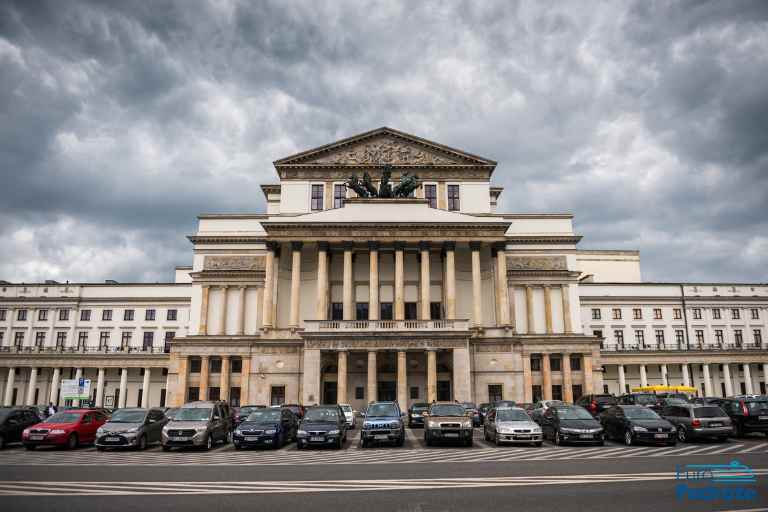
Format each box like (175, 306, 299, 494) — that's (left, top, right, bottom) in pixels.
(289, 241, 303, 328)
(316, 242, 329, 320)
(562, 354, 573, 402)
(236, 286, 246, 335)
(394, 242, 405, 320)
(199, 356, 210, 401)
(523, 355, 533, 403)
(541, 354, 552, 400)
(255, 287, 264, 331)
(763, 364, 768, 394)
(543, 285, 553, 334)
(702, 364, 713, 396)
(272, 248, 281, 323)
(25, 367, 38, 406)
(219, 285, 229, 335)
(367, 351, 377, 403)
(427, 350, 437, 403)
(337, 351, 348, 405)
(199, 285, 210, 335)
(73, 368, 83, 407)
(561, 284, 573, 334)
(302, 349, 321, 405)
(470, 241, 482, 327)
(4, 367, 15, 406)
(262, 244, 276, 329)
(444, 242, 456, 320)
(369, 242, 380, 321)
(220, 356, 230, 403)
(141, 368, 151, 408)
(495, 245, 509, 326)
(525, 285, 535, 334)
(49, 368, 61, 406)
(397, 351, 408, 407)
(118, 368, 128, 409)
(743, 364, 753, 394)
(175, 356, 188, 406)
(509, 285, 517, 332)
(722, 363, 733, 396)
(240, 356, 251, 405)
(419, 242, 431, 320)
(682, 363, 690, 387)
(343, 242, 354, 321)
(95, 368, 105, 407)
(661, 364, 669, 386)
(453, 347, 472, 402)
(583, 354, 594, 394)
(639, 365, 648, 387)
(618, 364, 626, 394)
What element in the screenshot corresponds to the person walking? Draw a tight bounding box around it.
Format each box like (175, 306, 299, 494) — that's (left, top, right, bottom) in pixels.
(47, 402, 57, 417)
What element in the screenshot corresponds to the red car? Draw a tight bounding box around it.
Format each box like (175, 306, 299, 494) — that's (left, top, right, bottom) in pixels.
(23, 409, 108, 450)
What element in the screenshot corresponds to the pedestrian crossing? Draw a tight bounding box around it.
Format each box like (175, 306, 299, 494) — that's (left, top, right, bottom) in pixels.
(1, 429, 765, 466)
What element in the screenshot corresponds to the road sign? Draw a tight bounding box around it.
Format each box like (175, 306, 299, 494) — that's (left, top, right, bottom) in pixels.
(61, 378, 91, 400)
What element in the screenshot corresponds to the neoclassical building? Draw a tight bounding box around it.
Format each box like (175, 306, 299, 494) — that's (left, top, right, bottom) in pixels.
(1, 128, 767, 410)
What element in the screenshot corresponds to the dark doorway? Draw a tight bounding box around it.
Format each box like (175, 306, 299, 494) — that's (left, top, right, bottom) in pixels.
(323, 381, 337, 405)
(437, 380, 451, 401)
(378, 381, 396, 401)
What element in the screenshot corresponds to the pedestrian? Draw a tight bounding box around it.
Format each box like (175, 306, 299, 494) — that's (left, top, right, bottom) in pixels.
(47, 402, 57, 417)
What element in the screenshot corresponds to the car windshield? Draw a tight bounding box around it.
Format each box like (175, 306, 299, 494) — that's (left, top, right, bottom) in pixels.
(239, 406, 263, 416)
(693, 407, 726, 418)
(633, 394, 658, 405)
(462, 402, 477, 409)
(430, 404, 466, 416)
(595, 395, 617, 404)
(367, 404, 398, 417)
(557, 408, 594, 420)
(304, 408, 339, 422)
(545, 400, 565, 407)
(246, 410, 281, 422)
(46, 412, 81, 424)
(412, 405, 428, 412)
(624, 407, 661, 420)
(746, 400, 768, 412)
(109, 410, 147, 423)
(496, 409, 530, 421)
(165, 408, 179, 419)
(340, 405, 352, 412)
(175, 408, 212, 421)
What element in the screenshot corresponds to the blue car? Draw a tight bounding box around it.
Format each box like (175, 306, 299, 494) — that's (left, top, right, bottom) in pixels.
(360, 402, 405, 448)
(233, 407, 297, 449)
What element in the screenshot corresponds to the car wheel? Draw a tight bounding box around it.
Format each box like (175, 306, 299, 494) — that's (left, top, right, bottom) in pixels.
(361, 439, 368, 449)
(0, 434, 4, 449)
(397, 434, 405, 447)
(534, 442, 543, 447)
(297, 441, 304, 450)
(24, 444, 36, 450)
(234, 443, 242, 450)
(466, 438, 473, 448)
(734, 423, 744, 438)
(137, 435, 147, 451)
(677, 426, 688, 443)
(494, 433, 500, 446)
(717, 436, 729, 443)
(335, 437, 343, 450)
(425, 434, 432, 447)
(624, 429, 633, 446)
(162, 445, 171, 452)
(225, 431, 232, 444)
(66, 434, 79, 450)
(96, 446, 106, 451)
(554, 431, 562, 446)
(204, 435, 213, 451)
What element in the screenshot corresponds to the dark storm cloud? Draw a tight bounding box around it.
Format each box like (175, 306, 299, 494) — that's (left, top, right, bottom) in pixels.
(0, 0, 766, 283)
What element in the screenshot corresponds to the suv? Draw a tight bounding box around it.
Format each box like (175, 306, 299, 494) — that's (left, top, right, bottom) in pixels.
(712, 396, 768, 437)
(161, 401, 232, 451)
(95, 407, 168, 450)
(360, 401, 405, 448)
(424, 402, 474, 447)
(0, 407, 41, 449)
(296, 405, 347, 449)
(660, 404, 732, 443)
(576, 394, 617, 417)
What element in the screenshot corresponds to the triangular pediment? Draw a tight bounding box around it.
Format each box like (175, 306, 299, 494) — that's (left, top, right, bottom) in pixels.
(274, 127, 496, 168)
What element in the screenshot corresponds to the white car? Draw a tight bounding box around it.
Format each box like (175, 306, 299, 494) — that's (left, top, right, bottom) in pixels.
(340, 404, 355, 429)
(484, 407, 543, 446)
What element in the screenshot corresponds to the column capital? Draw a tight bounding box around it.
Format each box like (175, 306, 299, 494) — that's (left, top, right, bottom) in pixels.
(469, 241, 482, 251)
(291, 241, 304, 251)
(318, 241, 330, 252)
(393, 241, 406, 251)
(418, 241, 431, 252)
(200, 354, 210, 361)
(367, 241, 380, 251)
(492, 242, 506, 252)
(342, 241, 355, 251)
(266, 241, 280, 252)
(442, 241, 456, 252)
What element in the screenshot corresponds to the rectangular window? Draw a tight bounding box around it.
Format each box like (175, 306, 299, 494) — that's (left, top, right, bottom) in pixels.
(695, 330, 705, 345)
(404, 302, 417, 320)
(633, 308, 642, 320)
(673, 308, 682, 320)
(675, 329, 685, 345)
(532, 385, 543, 403)
(591, 308, 601, 320)
(187, 387, 200, 402)
(712, 308, 721, 320)
(14, 331, 24, 347)
(59, 309, 69, 321)
(731, 308, 740, 320)
(270, 386, 286, 406)
(0, 309, 6, 321)
(102, 309, 113, 321)
(333, 184, 346, 209)
(572, 384, 583, 401)
(56, 332, 66, 347)
(754, 329, 763, 346)
(692, 308, 702, 320)
(38, 309, 48, 321)
(653, 308, 662, 320)
(430, 302, 442, 320)
(530, 357, 541, 372)
(715, 329, 724, 345)
(424, 184, 437, 208)
(550, 357, 561, 372)
(612, 308, 622, 320)
(734, 329, 743, 346)
(167, 309, 178, 321)
(121, 331, 132, 348)
(614, 330, 624, 346)
(145, 309, 156, 321)
(124, 309, 134, 321)
(380, 302, 393, 321)
(99, 331, 110, 348)
(634, 330, 645, 346)
(164, 331, 175, 353)
(410, 386, 420, 400)
(80, 309, 91, 321)
(190, 358, 202, 374)
(311, 184, 324, 211)
(750, 308, 759, 320)
(570, 356, 581, 371)
(330, 303, 343, 321)
(355, 302, 369, 321)
(17, 309, 27, 321)
(231, 358, 242, 373)
(447, 184, 460, 211)
(210, 358, 222, 373)
(35, 332, 45, 347)
(592, 329, 603, 339)
(77, 331, 88, 347)
(0, 332, 4, 345)
(552, 385, 563, 401)
(142, 331, 154, 351)
(655, 329, 665, 344)
(355, 386, 364, 400)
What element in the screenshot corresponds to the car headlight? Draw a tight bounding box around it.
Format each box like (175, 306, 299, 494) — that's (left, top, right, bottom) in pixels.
(390, 422, 401, 429)
(427, 421, 439, 429)
(234, 429, 242, 435)
(265, 429, 277, 435)
(23, 428, 31, 436)
(560, 428, 578, 434)
(328, 429, 340, 435)
(50, 429, 66, 434)
(195, 427, 208, 433)
(297, 430, 307, 436)
(633, 426, 648, 432)
(462, 421, 472, 428)
(124, 427, 139, 434)
(532, 427, 542, 433)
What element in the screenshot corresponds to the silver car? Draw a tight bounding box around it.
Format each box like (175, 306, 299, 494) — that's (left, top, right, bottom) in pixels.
(484, 407, 543, 446)
(96, 407, 168, 450)
(161, 401, 232, 451)
(661, 404, 733, 443)
(339, 404, 355, 429)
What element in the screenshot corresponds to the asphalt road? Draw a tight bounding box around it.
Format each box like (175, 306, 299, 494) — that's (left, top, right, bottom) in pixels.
(1, 428, 766, 512)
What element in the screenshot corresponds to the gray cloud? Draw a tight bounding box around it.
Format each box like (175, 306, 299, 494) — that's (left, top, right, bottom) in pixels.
(0, 0, 766, 284)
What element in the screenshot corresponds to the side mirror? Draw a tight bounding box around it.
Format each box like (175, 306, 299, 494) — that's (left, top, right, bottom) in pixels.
(360, 412, 366, 418)
(213, 415, 220, 421)
(422, 411, 429, 417)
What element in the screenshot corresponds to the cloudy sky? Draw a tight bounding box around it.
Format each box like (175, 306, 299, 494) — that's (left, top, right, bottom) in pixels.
(1, 0, 766, 284)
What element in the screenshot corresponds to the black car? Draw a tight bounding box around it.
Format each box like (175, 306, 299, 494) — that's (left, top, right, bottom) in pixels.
(296, 405, 348, 449)
(234, 407, 297, 449)
(408, 403, 430, 428)
(540, 406, 604, 446)
(714, 396, 768, 437)
(600, 405, 676, 446)
(575, 394, 618, 417)
(618, 393, 660, 408)
(0, 407, 41, 449)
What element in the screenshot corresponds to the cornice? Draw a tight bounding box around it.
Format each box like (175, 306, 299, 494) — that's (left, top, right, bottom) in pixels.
(187, 235, 267, 245)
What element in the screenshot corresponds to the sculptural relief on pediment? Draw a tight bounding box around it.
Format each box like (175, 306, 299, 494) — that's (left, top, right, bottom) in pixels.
(203, 255, 266, 271)
(507, 255, 568, 271)
(309, 136, 460, 166)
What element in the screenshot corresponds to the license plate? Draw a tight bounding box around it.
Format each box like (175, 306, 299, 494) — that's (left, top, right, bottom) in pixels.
(29, 434, 44, 441)
(310, 436, 324, 442)
(709, 423, 722, 427)
(374, 434, 389, 440)
(105, 437, 120, 442)
(444, 433, 459, 438)
(579, 434, 593, 439)
(244, 436, 260, 441)
(171, 436, 191, 441)
(654, 433, 667, 439)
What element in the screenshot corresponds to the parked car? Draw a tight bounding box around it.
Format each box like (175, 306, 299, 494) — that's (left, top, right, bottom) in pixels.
(575, 394, 618, 417)
(478, 403, 491, 425)
(713, 396, 768, 437)
(660, 404, 732, 443)
(424, 401, 474, 447)
(95, 407, 168, 450)
(540, 405, 604, 446)
(461, 402, 482, 427)
(600, 405, 675, 446)
(23, 409, 108, 450)
(0, 407, 41, 449)
(339, 404, 355, 429)
(529, 400, 566, 424)
(618, 393, 660, 408)
(360, 401, 405, 448)
(296, 405, 348, 449)
(408, 403, 430, 428)
(483, 406, 542, 446)
(282, 404, 305, 419)
(690, 397, 723, 405)
(491, 400, 517, 410)
(234, 405, 266, 425)
(161, 401, 232, 451)
(164, 407, 180, 420)
(234, 407, 297, 449)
